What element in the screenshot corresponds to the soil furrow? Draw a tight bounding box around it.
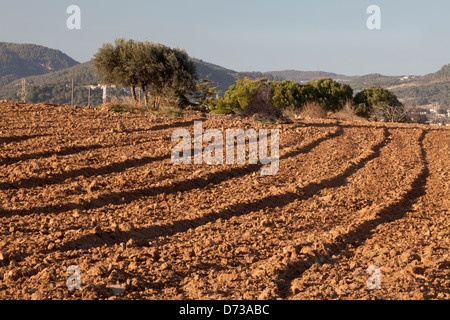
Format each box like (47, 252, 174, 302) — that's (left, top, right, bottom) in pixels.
(0, 102, 448, 300)
(279, 129, 429, 299)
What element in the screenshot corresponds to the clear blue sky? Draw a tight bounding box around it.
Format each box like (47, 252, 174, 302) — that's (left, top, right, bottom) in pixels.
(0, 0, 449, 76)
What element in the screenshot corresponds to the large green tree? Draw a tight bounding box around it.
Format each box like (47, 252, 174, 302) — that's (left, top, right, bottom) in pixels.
(93, 38, 139, 102)
(93, 38, 197, 108)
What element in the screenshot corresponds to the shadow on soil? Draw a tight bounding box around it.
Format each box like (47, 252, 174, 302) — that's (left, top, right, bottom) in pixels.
(8, 126, 346, 257)
(0, 144, 106, 166)
(0, 119, 205, 190)
(52, 127, 390, 255)
(274, 129, 430, 298)
(0, 134, 50, 146)
(1, 126, 343, 219)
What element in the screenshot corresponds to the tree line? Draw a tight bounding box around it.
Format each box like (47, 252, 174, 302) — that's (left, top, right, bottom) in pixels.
(93, 38, 408, 122)
(211, 77, 408, 122)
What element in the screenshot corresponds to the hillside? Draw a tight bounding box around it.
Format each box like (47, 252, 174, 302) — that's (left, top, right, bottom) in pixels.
(0, 42, 448, 109)
(0, 58, 244, 102)
(0, 42, 79, 87)
(384, 65, 450, 107)
(192, 59, 240, 94)
(268, 70, 352, 83)
(0, 57, 281, 105)
(269, 68, 450, 109)
(0, 58, 281, 98)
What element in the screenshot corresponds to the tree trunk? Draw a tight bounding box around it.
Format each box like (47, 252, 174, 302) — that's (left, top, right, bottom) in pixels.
(154, 95, 161, 111)
(141, 85, 149, 108)
(150, 95, 159, 111)
(131, 86, 137, 103)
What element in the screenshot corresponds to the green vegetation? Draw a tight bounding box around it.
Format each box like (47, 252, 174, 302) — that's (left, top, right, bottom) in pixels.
(302, 78, 353, 112)
(0, 42, 448, 120)
(211, 77, 353, 115)
(93, 38, 198, 109)
(354, 86, 406, 122)
(210, 78, 262, 114)
(269, 70, 351, 83)
(6, 83, 125, 107)
(392, 82, 450, 107)
(109, 105, 128, 113)
(270, 80, 305, 110)
(347, 73, 408, 91)
(0, 42, 78, 86)
(190, 79, 219, 111)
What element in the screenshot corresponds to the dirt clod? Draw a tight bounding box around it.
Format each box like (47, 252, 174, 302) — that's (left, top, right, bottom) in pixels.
(0, 101, 448, 300)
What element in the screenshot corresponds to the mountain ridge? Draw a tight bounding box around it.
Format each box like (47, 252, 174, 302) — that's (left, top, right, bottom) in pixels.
(0, 42, 448, 108)
(0, 42, 79, 87)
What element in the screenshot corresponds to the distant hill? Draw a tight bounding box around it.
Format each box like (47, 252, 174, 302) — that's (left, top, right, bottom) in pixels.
(267, 67, 450, 109)
(268, 70, 352, 83)
(0, 58, 239, 99)
(344, 65, 450, 108)
(0, 60, 97, 98)
(192, 59, 240, 95)
(0, 42, 79, 87)
(0, 42, 448, 109)
(0, 56, 280, 99)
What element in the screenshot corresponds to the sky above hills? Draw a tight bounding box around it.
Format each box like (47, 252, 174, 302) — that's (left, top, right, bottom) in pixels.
(0, 0, 449, 76)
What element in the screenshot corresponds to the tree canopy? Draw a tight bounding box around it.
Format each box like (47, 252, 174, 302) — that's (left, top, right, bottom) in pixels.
(354, 86, 403, 117)
(211, 77, 353, 114)
(270, 80, 305, 110)
(210, 77, 262, 114)
(93, 38, 197, 108)
(302, 78, 353, 112)
(354, 86, 406, 122)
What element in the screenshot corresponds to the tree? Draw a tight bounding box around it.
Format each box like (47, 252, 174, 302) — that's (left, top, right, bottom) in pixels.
(354, 86, 406, 122)
(154, 46, 198, 109)
(212, 77, 354, 116)
(127, 42, 197, 109)
(191, 79, 218, 110)
(93, 39, 197, 109)
(93, 38, 139, 102)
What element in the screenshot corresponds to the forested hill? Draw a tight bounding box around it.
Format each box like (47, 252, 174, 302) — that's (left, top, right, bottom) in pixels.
(0, 58, 243, 100)
(0, 42, 79, 87)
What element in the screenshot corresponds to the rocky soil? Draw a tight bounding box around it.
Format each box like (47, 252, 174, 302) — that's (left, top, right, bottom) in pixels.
(0, 101, 448, 300)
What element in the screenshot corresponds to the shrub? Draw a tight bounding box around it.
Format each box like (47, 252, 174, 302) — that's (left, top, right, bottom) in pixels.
(297, 102, 328, 119)
(370, 103, 408, 123)
(270, 80, 305, 110)
(302, 78, 354, 112)
(354, 86, 406, 122)
(212, 77, 354, 116)
(330, 100, 367, 121)
(210, 77, 262, 114)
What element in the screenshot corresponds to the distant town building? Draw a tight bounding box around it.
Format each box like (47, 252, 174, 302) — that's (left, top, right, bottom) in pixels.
(101, 85, 107, 103)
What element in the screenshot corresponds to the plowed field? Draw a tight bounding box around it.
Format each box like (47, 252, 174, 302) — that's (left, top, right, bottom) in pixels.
(0, 101, 448, 300)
